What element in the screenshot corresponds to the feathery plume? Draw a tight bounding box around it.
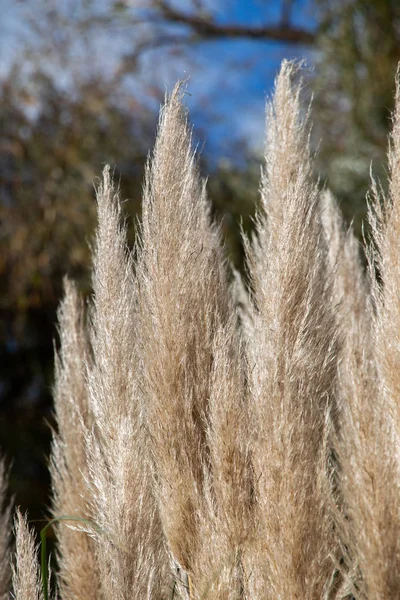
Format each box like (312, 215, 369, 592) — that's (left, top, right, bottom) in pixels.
(137, 83, 252, 595)
(335, 69, 400, 599)
(320, 188, 373, 596)
(86, 166, 169, 599)
(372, 68, 400, 436)
(12, 511, 43, 600)
(320, 189, 369, 335)
(243, 61, 339, 598)
(50, 278, 99, 600)
(193, 318, 253, 599)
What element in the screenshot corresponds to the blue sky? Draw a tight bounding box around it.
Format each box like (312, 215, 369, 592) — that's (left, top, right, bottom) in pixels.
(0, 0, 317, 167)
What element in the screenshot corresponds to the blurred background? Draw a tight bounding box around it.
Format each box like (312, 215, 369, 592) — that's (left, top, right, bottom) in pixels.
(0, 0, 399, 521)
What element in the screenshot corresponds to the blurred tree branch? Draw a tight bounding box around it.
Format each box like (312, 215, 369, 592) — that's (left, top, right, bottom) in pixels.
(149, 0, 315, 44)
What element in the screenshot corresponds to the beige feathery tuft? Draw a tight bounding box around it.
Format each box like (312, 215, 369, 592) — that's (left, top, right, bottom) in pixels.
(136, 82, 252, 596)
(193, 318, 253, 599)
(86, 166, 169, 600)
(372, 68, 400, 437)
(320, 188, 373, 597)
(12, 511, 43, 600)
(334, 69, 400, 599)
(50, 277, 99, 600)
(243, 61, 339, 599)
(320, 188, 369, 332)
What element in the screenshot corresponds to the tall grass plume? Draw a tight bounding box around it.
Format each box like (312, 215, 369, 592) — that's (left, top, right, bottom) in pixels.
(7, 60, 400, 600)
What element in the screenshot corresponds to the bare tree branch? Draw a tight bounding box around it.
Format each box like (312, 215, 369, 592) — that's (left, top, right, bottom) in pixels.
(153, 0, 315, 45)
